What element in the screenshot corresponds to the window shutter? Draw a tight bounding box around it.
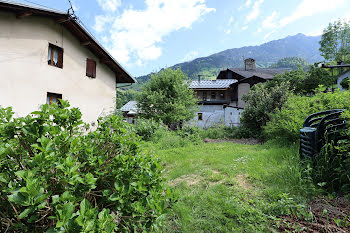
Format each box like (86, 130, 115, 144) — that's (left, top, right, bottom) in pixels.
(86, 58, 96, 78)
(92, 60, 96, 78)
(86, 59, 92, 77)
(57, 49, 63, 68)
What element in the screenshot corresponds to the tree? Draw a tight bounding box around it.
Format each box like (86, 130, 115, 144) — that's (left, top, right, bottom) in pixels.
(270, 57, 309, 70)
(319, 19, 350, 62)
(136, 68, 198, 128)
(240, 82, 291, 137)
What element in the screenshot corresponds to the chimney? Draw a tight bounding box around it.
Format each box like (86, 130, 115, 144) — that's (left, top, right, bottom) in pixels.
(244, 58, 256, 71)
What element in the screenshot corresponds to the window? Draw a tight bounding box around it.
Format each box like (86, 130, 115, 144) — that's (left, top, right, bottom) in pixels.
(202, 92, 207, 101)
(198, 113, 203, 121)
(47, 92, 62, 105)
(86, 58, 96, 78)
(219, 92, 225, 100)
(211, 92, 216, 99)
(48, 44, 63, 68)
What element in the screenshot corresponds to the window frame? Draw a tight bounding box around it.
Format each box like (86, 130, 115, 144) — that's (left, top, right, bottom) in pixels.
(47, 92, 62, 105)
(198, 113, 203, 121)
(48, 43, 63, 68)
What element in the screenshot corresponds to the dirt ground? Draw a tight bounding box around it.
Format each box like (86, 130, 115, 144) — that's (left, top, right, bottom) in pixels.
(203, 138, 261, 145)
(278, 196, 350, 232)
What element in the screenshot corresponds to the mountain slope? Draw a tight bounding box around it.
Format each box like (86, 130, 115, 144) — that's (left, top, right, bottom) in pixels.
(138, 33, 322, 81)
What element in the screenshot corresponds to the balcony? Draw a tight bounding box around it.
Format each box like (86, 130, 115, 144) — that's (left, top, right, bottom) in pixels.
(198, 99, 230, 105)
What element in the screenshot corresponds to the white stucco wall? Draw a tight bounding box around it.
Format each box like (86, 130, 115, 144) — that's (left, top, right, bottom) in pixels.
(237, 83, 250, 108)
(188, 105, 243, 128)
(0, 12, 117, 125)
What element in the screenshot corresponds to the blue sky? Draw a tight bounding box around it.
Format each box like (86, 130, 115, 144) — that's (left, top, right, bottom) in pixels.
(16, 0, 350, 77)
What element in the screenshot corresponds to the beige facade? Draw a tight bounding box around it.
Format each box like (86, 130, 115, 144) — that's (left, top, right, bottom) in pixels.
(0, 11, 118, 125)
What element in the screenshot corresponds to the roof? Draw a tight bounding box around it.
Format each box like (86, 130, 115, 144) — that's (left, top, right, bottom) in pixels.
(0, 0, 136, 83)
(189, 80, 237, 89)
(120, 101, 139, 113)
(225, 68, 289, 80)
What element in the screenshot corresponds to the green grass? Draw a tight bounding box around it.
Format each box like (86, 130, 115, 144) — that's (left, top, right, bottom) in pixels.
(144, 141, 320, 232)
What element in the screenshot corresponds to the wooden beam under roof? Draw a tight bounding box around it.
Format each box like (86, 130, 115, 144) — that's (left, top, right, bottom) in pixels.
(16, 11, 32, 19)
(81, 41, 91, 46)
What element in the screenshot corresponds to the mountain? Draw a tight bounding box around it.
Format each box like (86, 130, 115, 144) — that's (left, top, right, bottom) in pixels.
(137, 33, 322, 81)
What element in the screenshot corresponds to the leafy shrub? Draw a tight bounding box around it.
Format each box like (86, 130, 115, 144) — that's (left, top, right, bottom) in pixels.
(340, 77, 350, 90)
(264, 89, 350, 144)
(0, 101, 172, 232)
(240, 82, 291, 138)
(198, 124, 234, 139)
(133, 118, 161, 140)
(176, 126, 202, 144)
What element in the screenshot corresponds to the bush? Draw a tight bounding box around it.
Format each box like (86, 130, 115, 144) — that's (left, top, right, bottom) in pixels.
(264, 89, 350, 144)
(340, 77, 350, 90)
(240, 82, 291, 138)
(198, 124, 235, 139)
(133, 118, 161, 140)
(0, 101, 172, 232)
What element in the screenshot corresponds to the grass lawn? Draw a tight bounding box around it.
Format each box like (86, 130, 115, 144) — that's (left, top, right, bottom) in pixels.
(144, 141, 319, 232)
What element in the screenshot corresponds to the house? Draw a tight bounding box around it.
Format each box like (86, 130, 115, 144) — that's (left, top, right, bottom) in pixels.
(0, 1, 136, 125)
(189, 58, 288, 128)
(120, 101, 139, 124)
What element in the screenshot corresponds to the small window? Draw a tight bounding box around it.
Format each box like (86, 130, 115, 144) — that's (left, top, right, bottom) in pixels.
(86, 58, 96, 78)
(211, 92, 216, 99)
(198, 113, 203, 121)
(48, 44, 63, 68)
(47, 92, 62, 105)
(219, 92, 225, 100)
(202, 92, 207, 101)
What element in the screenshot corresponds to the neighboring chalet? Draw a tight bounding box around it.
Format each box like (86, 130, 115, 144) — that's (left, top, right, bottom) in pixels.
(120, 101, 138, 124)
(0, 1, 135, 125)
(189, 58, 288, 128)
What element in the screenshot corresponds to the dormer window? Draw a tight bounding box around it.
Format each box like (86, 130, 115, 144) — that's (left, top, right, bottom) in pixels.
(48, 44, 63, 68)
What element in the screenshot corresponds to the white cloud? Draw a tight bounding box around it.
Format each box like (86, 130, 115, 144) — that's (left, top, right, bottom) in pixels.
(246, 0, 264, 22)
(93, 15, 113, 33)
(96, 0, 121, 12)
(280, 0, 345, 27)
(228, 16, 234, 24)
(245, 0, 252, 7)
(263, 30, 275, 40)
(224, 29, 232, 34)
(95, 0, 215, 65)
(182, 51, 199, 62)
(262, 11, 278, 29)
(241, 25, 248, 30)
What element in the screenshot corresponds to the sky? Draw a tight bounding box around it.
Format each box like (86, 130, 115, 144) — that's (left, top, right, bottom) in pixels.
(15, 0, 350, 77)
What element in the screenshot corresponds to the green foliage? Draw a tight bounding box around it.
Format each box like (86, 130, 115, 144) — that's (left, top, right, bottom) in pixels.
(264, 90, 350, 144)
(340, 77, 350, 90)
(198, 124, 236, 139)
(311, 109, 350, 193)
(272, 66, 333, 94)
(0, 101, 173, 232)
(133, 118, 162, 141)
(240, 82, 291, 138)
(319, 19, 350, 62)
(116, 89, 138, 109)
(136, 68, 198, 128)
(147, 141, 317, 232)
(270, 57, 309, 70)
